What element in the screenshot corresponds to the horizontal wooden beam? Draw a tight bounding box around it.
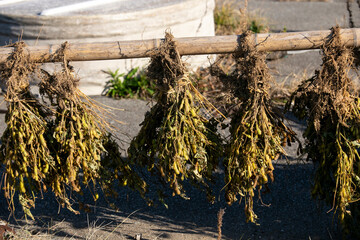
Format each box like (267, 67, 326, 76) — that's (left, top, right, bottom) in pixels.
(0, 28, 359, 63)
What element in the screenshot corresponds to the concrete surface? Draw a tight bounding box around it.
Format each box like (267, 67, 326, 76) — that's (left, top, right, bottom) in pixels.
(248, 1, 352, 31)
(0, 0, 216, 95)
(246, 0, 360, 89)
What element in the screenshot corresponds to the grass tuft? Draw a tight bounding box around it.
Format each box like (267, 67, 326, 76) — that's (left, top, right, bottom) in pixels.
(214, 0, 269, 35)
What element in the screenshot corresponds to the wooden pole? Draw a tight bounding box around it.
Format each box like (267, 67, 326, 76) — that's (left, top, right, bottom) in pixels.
(0, 28, 359, 63)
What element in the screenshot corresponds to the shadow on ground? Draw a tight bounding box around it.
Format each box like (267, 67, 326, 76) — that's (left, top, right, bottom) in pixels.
(0, 97, 341, 239)
(0, 162, 340, 240)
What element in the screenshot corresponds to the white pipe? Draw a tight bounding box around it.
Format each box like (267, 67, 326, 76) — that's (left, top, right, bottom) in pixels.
(0, 0, 29, 6)
(39, 0, 125, 16)
(287, 49, 320, 55)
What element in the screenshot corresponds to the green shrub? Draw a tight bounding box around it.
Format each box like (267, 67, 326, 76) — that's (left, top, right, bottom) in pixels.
(249, 20, 266, 34)
(103, 67, 155, 99)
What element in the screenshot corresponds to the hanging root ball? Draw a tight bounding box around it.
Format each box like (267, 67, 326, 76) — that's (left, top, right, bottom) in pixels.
(212, 31, 296, 223)
(0, 42, 53, 219)
(286, 26, 360, 236)
(128, 32, 223, 202)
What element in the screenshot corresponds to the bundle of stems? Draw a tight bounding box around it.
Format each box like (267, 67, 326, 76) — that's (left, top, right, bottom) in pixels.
(38, 44, 106, 212)
(128, 33, 223, 201)
(0, 41, 146, 219)
(212, 31, 295, 223)
(0, 42, 52, 219)
(286, 26, 360, 236)
(38, 42, 146, 212)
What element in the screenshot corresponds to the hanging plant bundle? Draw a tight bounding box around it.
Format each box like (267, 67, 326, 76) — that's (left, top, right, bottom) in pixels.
(128, 33, 223, 201)
(212, 31, 296, 223)
(0, 42, 53, 219)
(286, 27, 360, 235)
(353, 47, 360, 69)
(38, 42, 146, 212)
(99, 133, 147, 199)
